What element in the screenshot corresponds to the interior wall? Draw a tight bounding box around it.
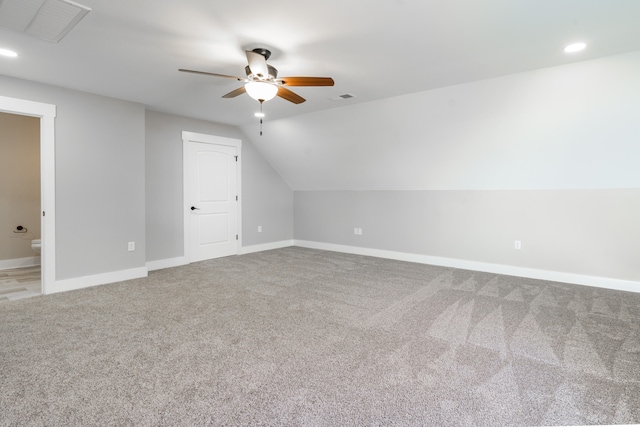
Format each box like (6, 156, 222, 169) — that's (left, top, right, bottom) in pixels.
(287, 50, 640, 285)
(295, 189, 640, 282)
(240, 132, 294, 247)
(2, 48, 637, 288)
(145, 110, 293, 263)
(0, 75, 146, 280)
(0, 112, 40, 261)
(0, 74, 293, 283)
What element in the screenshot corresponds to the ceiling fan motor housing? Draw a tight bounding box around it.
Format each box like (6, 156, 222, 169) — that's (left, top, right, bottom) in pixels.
(245, 64, 278, 79)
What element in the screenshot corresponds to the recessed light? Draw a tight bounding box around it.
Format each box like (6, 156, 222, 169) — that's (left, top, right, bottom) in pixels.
(564, 42, 586, 53)
(0, 48, 18, 57)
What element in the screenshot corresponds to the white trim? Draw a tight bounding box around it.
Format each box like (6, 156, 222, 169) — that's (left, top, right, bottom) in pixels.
(0, 256, 41, 270)
(146, 256, 188, 271)
(52, 267, 148, 294)
(147, 241, 295, 270)
(182, 131, 242, 148)
(294, 240, 640, 294)
(182, 131, 242, 263)
(0, 95, 56, 295)
(240, 240, 294, 255)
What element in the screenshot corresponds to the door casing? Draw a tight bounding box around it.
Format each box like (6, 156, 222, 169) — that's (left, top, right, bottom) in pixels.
(0, 95, 56, 294)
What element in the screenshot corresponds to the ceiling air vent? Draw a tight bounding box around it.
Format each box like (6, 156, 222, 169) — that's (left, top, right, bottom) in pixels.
(0, 0, 91, 43)
(331, 93, 356, 101)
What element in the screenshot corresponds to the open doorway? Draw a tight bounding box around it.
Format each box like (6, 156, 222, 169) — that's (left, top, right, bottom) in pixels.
(0, 95, 56, 296)
(0, 112, 40, 301)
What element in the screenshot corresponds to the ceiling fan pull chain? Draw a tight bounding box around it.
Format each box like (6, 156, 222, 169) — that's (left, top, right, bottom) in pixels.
(259, 100, 264, 136)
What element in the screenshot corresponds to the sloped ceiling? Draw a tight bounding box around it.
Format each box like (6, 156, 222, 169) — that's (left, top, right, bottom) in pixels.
(1, 0, 639, 190)
(242, 50, 640, 190)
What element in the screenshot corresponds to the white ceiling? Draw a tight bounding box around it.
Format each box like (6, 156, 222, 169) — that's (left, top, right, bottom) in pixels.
(1, 0, 639, 127)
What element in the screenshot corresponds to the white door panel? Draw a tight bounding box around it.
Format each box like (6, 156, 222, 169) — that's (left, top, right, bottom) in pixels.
(198, 152, 229, 201)
(198, 213, 229, 245)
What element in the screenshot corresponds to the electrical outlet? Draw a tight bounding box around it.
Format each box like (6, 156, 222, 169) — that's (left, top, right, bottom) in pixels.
(128, 241, 135, 251)
(258, 226, 262, 233)
(354, 228, 363, 236)
(514, 240, 521, 250)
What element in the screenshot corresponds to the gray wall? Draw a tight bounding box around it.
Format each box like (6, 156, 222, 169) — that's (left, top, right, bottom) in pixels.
(3, 48, 638, 287)
(145, 110, 292, 263)
(288, 51, 640, 284)
(295, 190, 640, 282)
(0, 75, 293, 282)
(240, 133, 294, 246)
(0, 75, 146, 280)
(0, 112, 40, 260)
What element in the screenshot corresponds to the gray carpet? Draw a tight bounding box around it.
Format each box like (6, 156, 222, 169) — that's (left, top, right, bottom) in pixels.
(1, 247, 639, 426)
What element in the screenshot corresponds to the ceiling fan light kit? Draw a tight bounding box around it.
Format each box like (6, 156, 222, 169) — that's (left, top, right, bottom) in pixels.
(245, 81, 278, 101)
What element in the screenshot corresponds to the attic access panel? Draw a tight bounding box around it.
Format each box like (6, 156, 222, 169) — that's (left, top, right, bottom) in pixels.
(0, 0, 91, 42)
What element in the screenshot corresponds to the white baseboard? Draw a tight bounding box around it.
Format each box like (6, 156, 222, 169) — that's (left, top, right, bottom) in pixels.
(294, 240, 640, 294)
(146, 256, 188, 272)
(0, 256, 41, 270)
(50, 267, 148, 295)
(146, 241, 295, 272)
(146, 240, 295, 272)
(241, 240, 294, 255)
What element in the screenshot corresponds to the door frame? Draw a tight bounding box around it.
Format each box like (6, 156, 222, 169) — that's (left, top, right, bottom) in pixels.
(182, 131, 242, 263)
(0, 95, 56, 295)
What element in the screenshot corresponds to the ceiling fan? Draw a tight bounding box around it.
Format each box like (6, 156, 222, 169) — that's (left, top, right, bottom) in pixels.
(179, 48, 335, 105)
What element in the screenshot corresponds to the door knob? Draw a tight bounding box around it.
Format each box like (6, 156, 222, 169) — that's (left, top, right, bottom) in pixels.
(190, 206, 200, 211)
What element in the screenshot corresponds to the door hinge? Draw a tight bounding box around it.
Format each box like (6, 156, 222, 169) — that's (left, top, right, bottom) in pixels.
(236, 234, 238, 240)
(236, 195, 238, 201)
(235, 155, 238, 162)
(42, 211, 45, 217)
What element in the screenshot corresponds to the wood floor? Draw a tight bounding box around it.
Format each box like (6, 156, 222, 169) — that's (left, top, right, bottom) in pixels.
(0, 266, 41, 303)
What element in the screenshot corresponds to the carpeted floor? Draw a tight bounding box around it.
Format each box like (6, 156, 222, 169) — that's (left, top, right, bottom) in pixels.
(1, 247, 639, 426)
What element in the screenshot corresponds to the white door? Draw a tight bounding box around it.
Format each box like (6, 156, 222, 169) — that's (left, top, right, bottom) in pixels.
(185, 140, 238, 262)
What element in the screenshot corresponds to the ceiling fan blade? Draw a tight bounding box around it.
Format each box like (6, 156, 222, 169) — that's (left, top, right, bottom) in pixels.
(246, 50, 269, 78)
(179, 69, 245, 81)
(277, 86, 306, 104)
(278, 77, 335, 87)
(222, 86, 247, 98)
